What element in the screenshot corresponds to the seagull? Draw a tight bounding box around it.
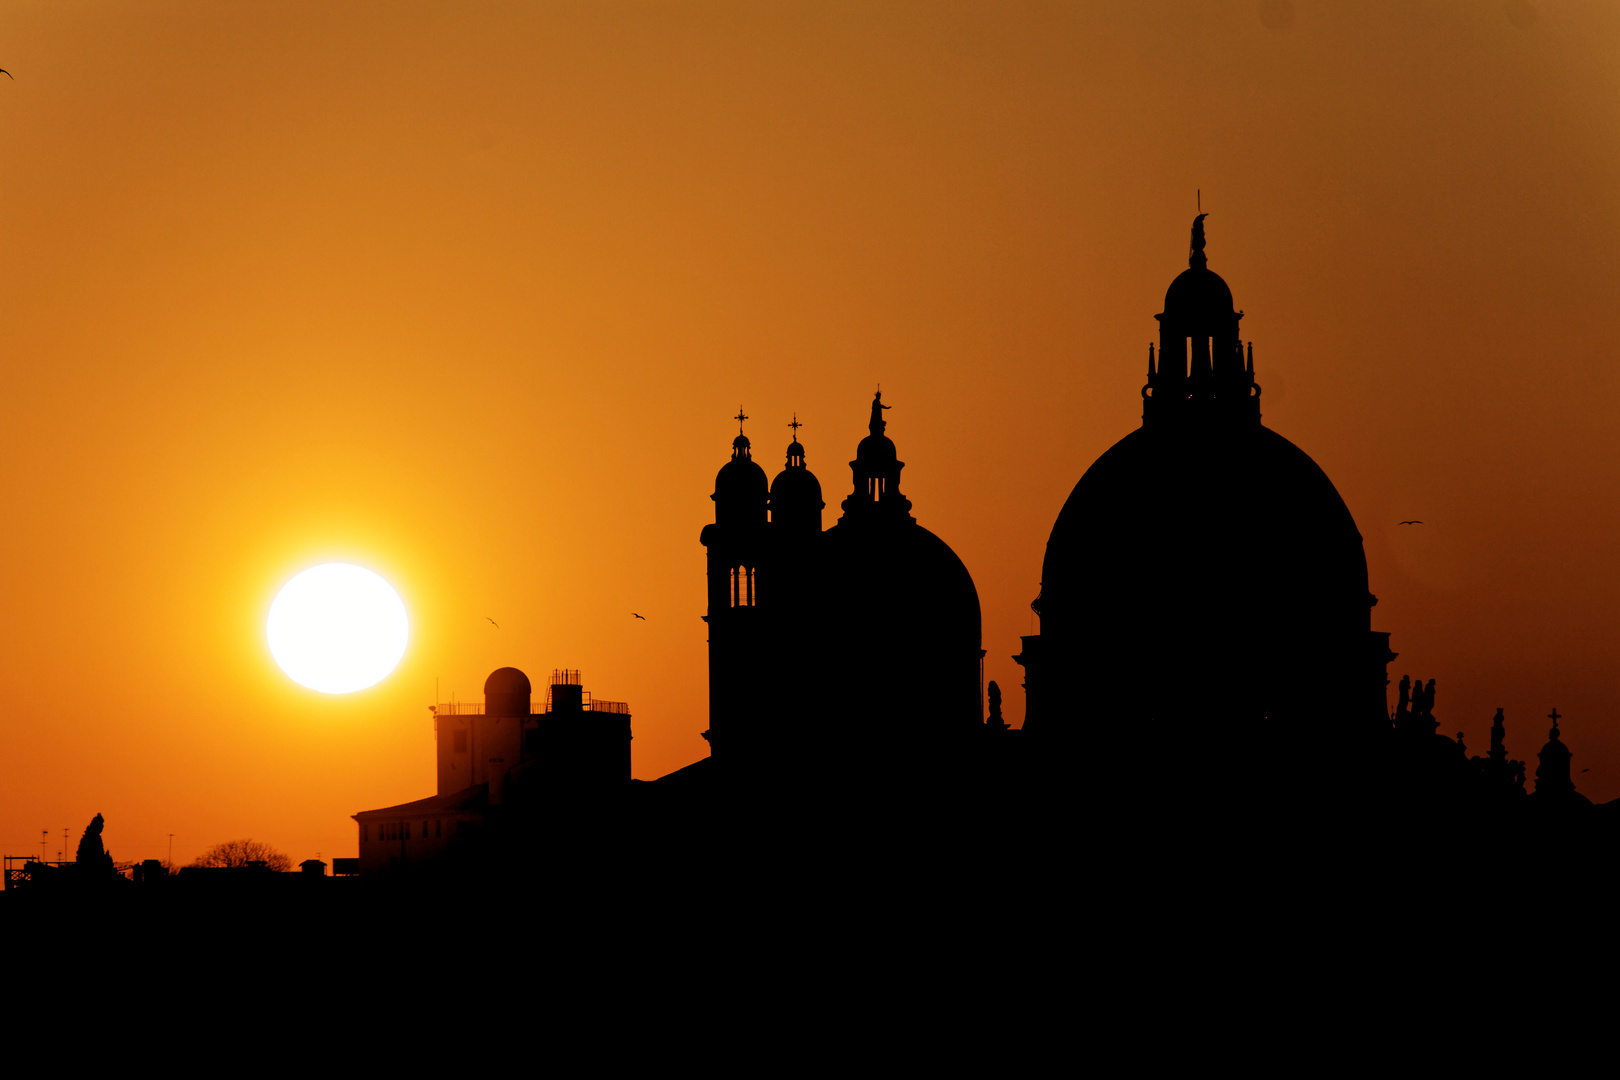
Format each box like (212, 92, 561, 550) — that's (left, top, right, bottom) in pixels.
(0, 71, 12, 80)
(632, 613, 646, 621)
(487, 617, 500, 629)
(1398, 521, 1423, 526)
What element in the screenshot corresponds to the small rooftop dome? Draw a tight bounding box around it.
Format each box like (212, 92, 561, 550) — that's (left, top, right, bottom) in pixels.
(484, 667, 532, 716)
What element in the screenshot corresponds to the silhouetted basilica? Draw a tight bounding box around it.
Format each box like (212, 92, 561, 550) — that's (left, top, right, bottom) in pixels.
(674, 215, 1612, 855)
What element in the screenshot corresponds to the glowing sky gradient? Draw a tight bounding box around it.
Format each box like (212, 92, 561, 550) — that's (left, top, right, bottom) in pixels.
(1, 2, 1616, 865)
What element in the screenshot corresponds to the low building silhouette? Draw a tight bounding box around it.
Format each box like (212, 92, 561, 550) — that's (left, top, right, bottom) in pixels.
(352, 667, 631, 876)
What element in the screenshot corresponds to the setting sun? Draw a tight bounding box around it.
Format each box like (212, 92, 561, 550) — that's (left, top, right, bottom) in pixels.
(267, 564, 408, 695)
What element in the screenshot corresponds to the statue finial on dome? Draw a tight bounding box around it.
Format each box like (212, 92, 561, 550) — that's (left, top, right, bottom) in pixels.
(1190, 212, 1209, 270)
(869, 387, 891, 436)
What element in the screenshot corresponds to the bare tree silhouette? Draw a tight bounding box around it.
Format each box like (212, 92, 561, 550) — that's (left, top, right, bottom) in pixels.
(190, 839, 293, 872)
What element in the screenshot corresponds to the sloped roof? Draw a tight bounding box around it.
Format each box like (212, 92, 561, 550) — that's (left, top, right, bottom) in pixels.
(352, 783, 488, 820)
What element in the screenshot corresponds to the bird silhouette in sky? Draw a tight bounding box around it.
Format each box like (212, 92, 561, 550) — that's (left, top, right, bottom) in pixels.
(487, 617, 500, 629)
(632, 613, 646, 621)
(0, 70, 12, 80)
(1398, 520, 1423, 525)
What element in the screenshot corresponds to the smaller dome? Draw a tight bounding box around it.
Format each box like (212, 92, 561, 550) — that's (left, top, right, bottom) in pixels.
(715, 456, 768, 499)
(1163, 266, 1236, 322)
(770, 463, 824, 512)
(855, 433, 898, 465)
(713, 434, 769, 526)
(786, 440, 804, 459)
(484, 667, 531, 695)
(484, 666, 533, 717)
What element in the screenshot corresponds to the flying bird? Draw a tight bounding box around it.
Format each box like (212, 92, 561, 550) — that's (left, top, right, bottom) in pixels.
(487, 617, 500, 629)
(0, 70, 12, 80)
(632, 613, 646, 620)
(1398, 521, 1423, 525)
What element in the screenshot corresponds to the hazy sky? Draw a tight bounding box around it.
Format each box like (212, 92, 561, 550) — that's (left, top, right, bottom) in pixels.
(2, 1, 1616, 865)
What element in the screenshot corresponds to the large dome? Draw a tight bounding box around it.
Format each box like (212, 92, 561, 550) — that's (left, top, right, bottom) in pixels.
(1018, 216, 1388, 766)
(1039, 424, 1369, 644)
(816, 517, 983, 741)
(825, 519, 982, 654)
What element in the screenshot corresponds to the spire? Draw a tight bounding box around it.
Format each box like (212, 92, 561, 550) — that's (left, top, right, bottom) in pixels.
(1535, 707, 1575, 796)
(786, 414, 805, 468)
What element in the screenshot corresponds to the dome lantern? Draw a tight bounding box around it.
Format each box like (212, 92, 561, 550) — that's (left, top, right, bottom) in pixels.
(840, 390, 913, 522)
(1145, 215, 1259, 426)
(770, 414, 825, 534)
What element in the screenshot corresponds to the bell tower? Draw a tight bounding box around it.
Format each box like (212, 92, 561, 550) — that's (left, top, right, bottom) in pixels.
(699, 410, 769, 761)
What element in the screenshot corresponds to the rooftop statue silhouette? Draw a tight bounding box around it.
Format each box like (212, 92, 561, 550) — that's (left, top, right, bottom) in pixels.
(74, 813, 116, 879)
(986, 680, 1008, 732)
(868, 389, 891, 435)
(1470, 706, 1527, 802)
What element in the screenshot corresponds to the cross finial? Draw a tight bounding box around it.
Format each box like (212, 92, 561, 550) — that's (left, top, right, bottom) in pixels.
(788, 414, 802, 438)
(1548, 706, 1562, 735)
(734, 407, 748, 433)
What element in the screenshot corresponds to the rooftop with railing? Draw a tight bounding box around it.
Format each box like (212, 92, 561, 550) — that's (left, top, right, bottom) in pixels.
(427, 668, 628, 715)
(432, 699, 630, 715)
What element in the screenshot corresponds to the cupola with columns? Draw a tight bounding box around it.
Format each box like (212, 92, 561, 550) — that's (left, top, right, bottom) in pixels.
(1144, 214, 1260, 426)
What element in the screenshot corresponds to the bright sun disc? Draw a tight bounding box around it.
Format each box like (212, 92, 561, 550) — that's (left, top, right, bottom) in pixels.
(268, 564, 408, 694)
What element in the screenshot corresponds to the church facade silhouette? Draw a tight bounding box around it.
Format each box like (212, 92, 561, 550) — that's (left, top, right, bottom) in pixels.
(681, 215, 1599, 837)
(699, 398, 985, 788)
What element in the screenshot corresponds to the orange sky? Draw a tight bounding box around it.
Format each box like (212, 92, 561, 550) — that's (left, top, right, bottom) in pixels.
(2, 2, 1617, 866)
